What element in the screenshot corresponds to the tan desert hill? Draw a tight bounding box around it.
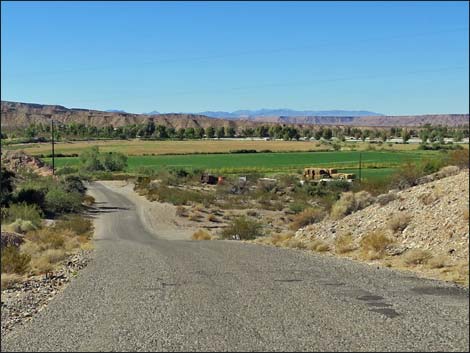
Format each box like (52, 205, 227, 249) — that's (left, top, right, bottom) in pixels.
(1, 101, 468, 131)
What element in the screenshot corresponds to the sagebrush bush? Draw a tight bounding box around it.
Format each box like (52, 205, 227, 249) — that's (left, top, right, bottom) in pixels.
(387, 213, 412, 233)
(402, 249, 432, 266)
(221, 216, 263, 240)
(360, 231, 393, 260)
(1, 246, 30, 274)
(6, 203, 43, 228)
(330, 191, 374, 219)
(5, 219, 38, 233)
(289, 208, 325, 230)
(191, 229, 212, 240)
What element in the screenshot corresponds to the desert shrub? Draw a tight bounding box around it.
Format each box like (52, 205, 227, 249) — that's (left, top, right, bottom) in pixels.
(278, 174, 299, 188)
(330, 191, 374, 219)
(6, 203, 43, 228)
(355, 177, 392, 196)
(427, 255, 451, 269)
(221, 216, 263, 240)
(45, 188, 82, 215)
(402, 249, 432, 266)
(55, 215, 93, 236)
(289, 201, 309, 214)
(376, 192, 397, 206)
(1, 246, 30, 274)
(0, 167, 15, 207)
(27, 228, 65, 250)
(360, 230, 393, 260)
(63, 175, 86, 194)
(289, 208, 325, 230)
(100, 152, 128, 172)
(334, 233, 357, 254)
(284, 237, 307, 249)
(5, 219, 38, 234)
(0, 273, 22, 290)
(136, 166, 157, 177)
(387, 213, 412, 233)
(40, 248, 67, 264)
(19, 240, 40, 258)
(191, 229, 212, 240)
(15, 188, 46, 209)
(270, 233, 293, 246)
(306, 238, 330, 252)
(56, 166, 79, 175)
(448, 149, 469, 169)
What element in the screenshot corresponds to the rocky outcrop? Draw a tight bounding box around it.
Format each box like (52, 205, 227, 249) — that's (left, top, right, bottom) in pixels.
(1, 150, 53, 176)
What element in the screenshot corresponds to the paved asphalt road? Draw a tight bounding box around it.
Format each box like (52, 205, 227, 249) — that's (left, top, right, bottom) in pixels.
(2, 182, 469, 352)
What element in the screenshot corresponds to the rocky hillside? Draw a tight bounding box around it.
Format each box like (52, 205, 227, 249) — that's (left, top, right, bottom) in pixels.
(296, 168, 469, 261)
(1, 150, 53, 177)
(2, 101, 468, 131)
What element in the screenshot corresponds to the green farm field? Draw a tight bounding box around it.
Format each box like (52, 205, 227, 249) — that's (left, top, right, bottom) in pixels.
(43, 150, 438, 180)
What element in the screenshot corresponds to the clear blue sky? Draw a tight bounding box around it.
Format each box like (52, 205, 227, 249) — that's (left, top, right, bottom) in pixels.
(1, 1, 469, 115)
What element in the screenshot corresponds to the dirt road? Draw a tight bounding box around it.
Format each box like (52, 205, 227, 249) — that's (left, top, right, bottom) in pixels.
(2, 181, 468, 351)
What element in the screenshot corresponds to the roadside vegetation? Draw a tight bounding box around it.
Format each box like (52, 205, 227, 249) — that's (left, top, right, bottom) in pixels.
(0, 166, 94, 289)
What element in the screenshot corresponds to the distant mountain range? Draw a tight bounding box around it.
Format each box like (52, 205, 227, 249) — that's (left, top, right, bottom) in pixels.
(2, 101, 468, 131)
(196, 109, 384, 118)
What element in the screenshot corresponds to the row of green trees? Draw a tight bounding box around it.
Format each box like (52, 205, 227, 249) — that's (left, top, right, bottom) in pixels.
(6, 121, 469, 142)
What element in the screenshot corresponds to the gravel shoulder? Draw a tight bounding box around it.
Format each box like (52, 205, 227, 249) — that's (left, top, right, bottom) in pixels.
(2, 181, 468, 352)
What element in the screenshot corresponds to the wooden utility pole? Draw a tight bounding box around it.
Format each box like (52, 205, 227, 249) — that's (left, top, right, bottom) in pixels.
(51, 119, 55, 175)
(358, 152, 362, 182)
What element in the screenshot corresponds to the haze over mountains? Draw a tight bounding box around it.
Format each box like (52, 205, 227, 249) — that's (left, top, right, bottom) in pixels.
(1, 101, 469, 132)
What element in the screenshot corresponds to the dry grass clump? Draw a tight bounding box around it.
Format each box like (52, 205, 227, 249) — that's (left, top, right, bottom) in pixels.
(191, 229, 212, 240)
(427, 254, 451, 269)
(306, 238, 331, 252)
(334, 233, 358, 254)
(246, 210, 259, 217)
(330, 191, 374, 219)
(289, 208, 325, 230)
(55, 215, 93, 237)
(387, 213, 412, 233)
(359, 230, 393, 260)
(284, 237, 307, 249)
(0, 246, 31, 274)
(402, 249, 433, 266)
(1, 273, 22, 290)
(270, 233, 293, 246)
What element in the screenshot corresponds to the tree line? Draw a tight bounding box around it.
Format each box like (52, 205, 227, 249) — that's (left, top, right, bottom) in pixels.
(4, 121, 469, 143)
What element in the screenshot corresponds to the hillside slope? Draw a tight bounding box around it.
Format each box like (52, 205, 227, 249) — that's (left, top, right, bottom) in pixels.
(296, 170, 469, 260)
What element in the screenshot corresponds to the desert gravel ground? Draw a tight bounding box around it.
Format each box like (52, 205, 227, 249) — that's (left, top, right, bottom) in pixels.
(2, 181, 468, 352)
